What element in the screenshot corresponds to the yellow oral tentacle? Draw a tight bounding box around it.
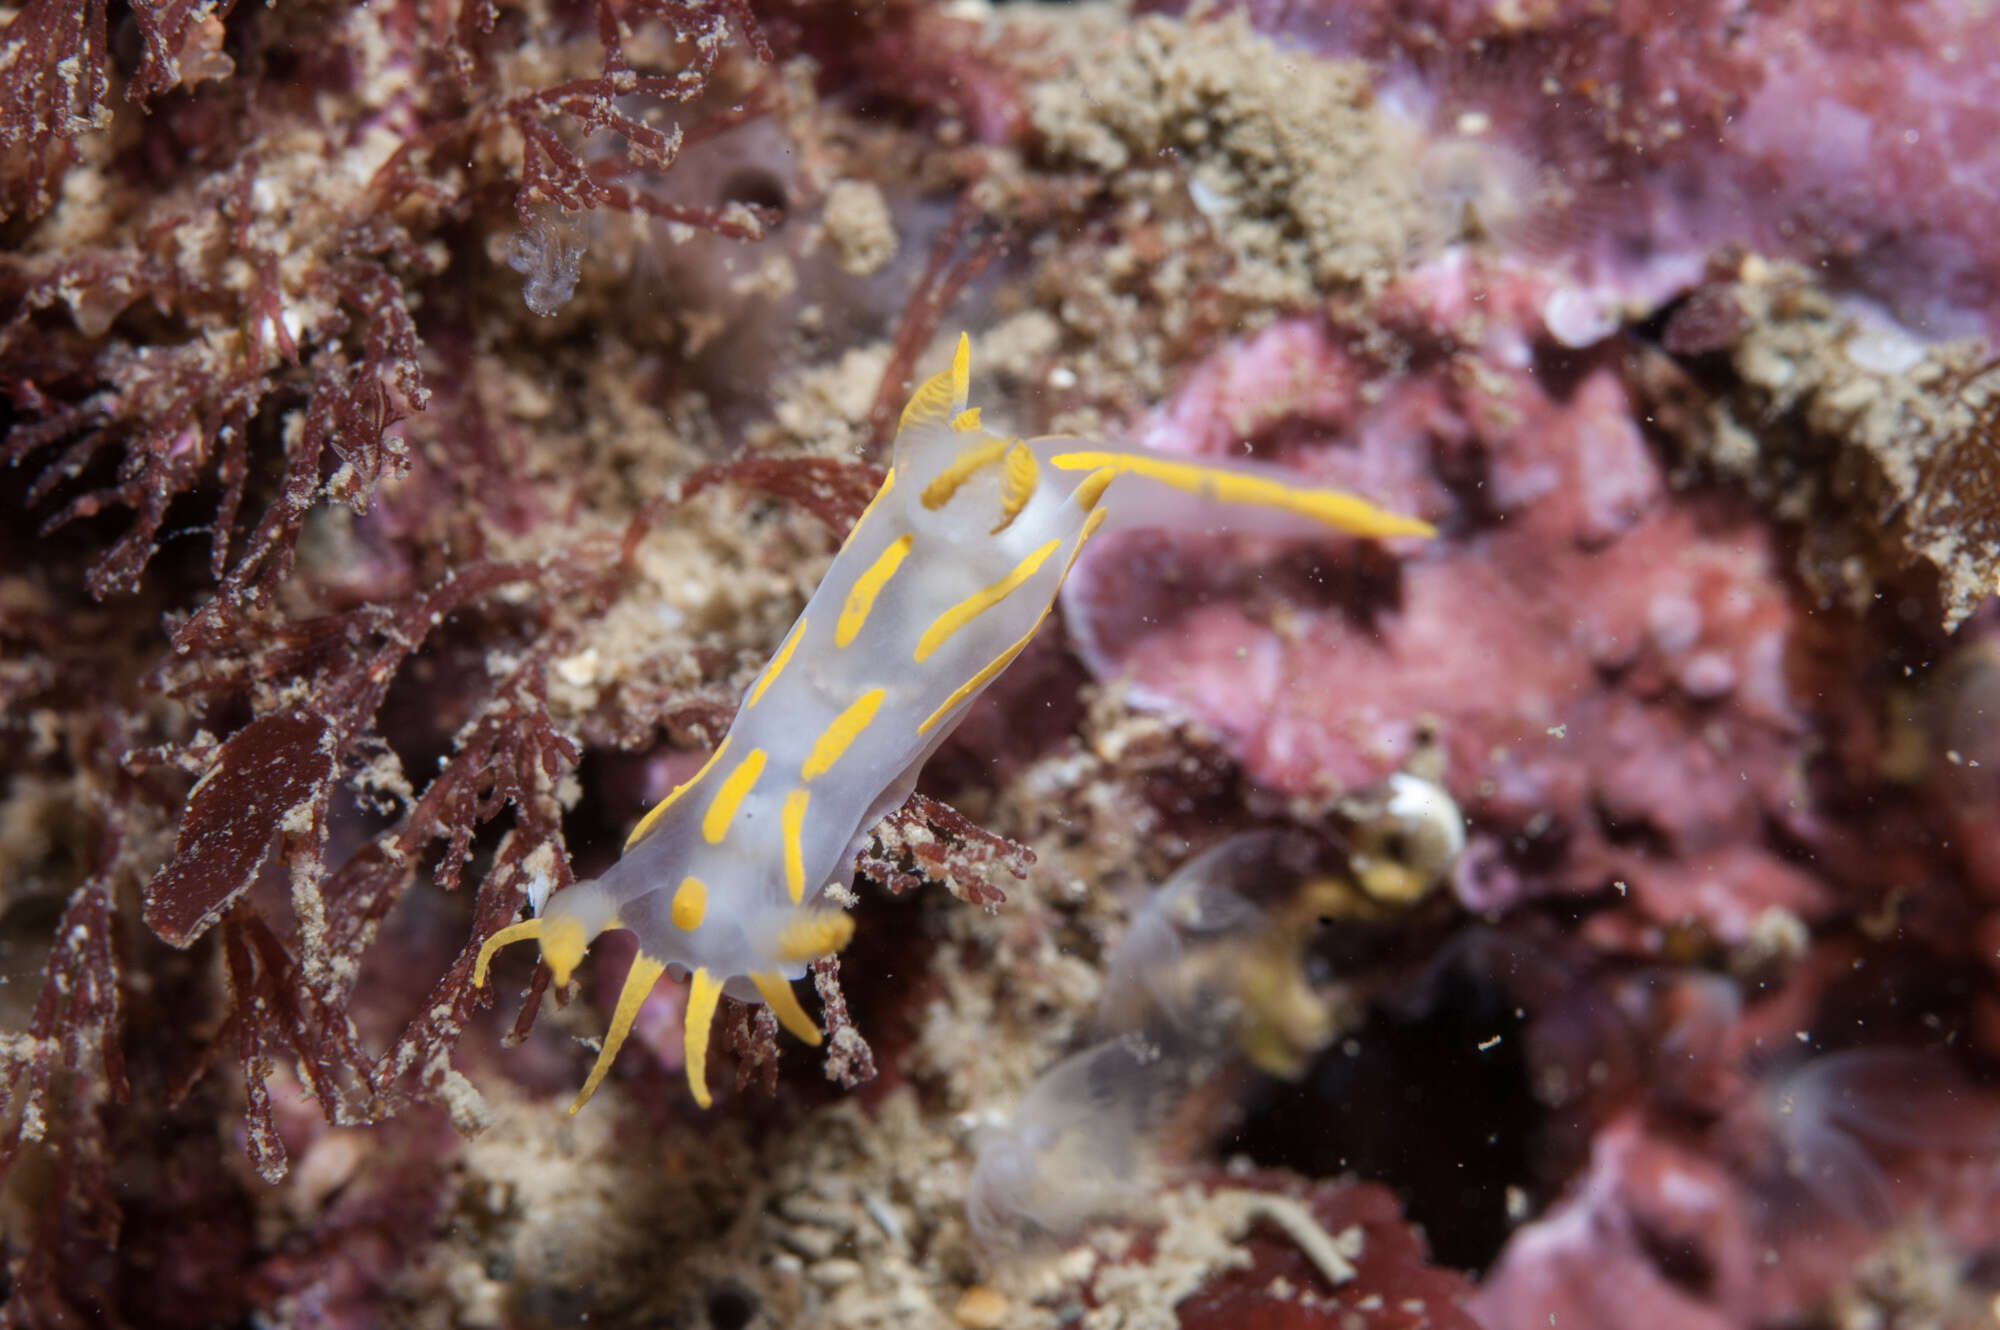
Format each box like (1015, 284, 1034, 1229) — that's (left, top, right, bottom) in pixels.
(750, 971, 822, 1046)
(472, 919, 543, 987)
(538, 914, 591, 989)
(683, 967, 726, 1109)
(569, 953, 667, 1115)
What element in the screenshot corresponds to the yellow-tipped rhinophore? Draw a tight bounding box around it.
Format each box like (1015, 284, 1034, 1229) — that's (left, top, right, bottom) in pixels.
(898, 333, 972, 431)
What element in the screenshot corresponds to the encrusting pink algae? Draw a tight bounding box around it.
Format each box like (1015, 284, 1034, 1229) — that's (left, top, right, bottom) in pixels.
(4, 1, 2000, 1327)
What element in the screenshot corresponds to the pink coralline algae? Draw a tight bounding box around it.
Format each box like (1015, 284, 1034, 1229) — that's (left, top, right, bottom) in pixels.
(1218, 0, 2000, 342)
(1063, 300, 1817, 939)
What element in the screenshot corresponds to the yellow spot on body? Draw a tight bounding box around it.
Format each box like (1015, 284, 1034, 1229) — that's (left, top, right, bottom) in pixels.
(569, 953, 665, 1114)
(802, 689, 886, 780)
(750, 971, 822, 1045)
(1048, 451, 1436, 539)
(781, 788, 811, 903)
(775, 909, 856, 965)
(683, 967, 725, 1109)
(951, 406, 983, 432)
(990, 443, 1039, 533)
(626, 736, 733, 850)
(918, 509, 1107, 736)
(920, 437, 1009, 510)
(473, 918, 542, 987)
(671, 877, 707, 930)
(837, 534, 912, 648)
(1071, 466, 1117, 512)
(748, 617, 806, 708)
(915, 537, 1063, 663)
(702, 747, 766, 844)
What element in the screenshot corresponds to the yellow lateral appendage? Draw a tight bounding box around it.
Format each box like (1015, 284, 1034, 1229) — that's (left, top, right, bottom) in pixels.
(683, 968, 726, 1109)
(750, 972, 823, 1045)
(1047, 451, 1436, 539)
(570, 953, 667, 1114)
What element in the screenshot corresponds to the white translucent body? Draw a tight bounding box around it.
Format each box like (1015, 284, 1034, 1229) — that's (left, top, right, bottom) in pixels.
(485, 338, 1430, 1110)
(543, 356, 1429, 996)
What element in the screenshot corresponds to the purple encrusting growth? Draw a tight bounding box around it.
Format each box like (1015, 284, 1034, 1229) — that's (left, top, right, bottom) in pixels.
(5, 0, 2000, 1327)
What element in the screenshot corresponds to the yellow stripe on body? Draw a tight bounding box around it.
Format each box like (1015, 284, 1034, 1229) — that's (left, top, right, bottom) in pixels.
(916, 506, 1110, 736)
(781, 788, 811, 903)
(671, 877, 707, 930)
(920, 437, 1009, 511)
(750, 971, 823, 1045)
(914, 537, 1063, 663)
(683, 967, 725, 1109)
(802, 689, 887, 781)
(626, 736, 733, 850)
(701, 747, 767, 844)
(747, 616, 807, 709)
(1047, 450, 1435, 539)
(951, 407, 983, 432)
(568, 953, 667, 1114)
(898, 334, 973, 431)
(990, 443, 1039, 533)
(836, 534, 912, 648)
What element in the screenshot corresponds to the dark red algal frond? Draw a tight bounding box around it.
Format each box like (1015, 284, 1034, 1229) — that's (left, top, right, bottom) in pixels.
(679, 454, 886, 537)
(0, 878, 131, 1328)
(136, 559, 592, 1173)
(0, 0, 243, 222)
(376, 827, 570, 1110)
(220, 906, 373, 1182)
(143, 710, 334, 948)
(124, 0, 242, 105)
(489, 0, 778, 235)
(3, 333, 271, 599)
(811, 955, 877, 1089)
(857, 791, 1032, 907)
(728, 1002, 783, 1097)
(2, 220, 429, 601)
(0, 881, 127, 1183)
(1892, 359, 2000, 585)
(0, 0, 110, 223)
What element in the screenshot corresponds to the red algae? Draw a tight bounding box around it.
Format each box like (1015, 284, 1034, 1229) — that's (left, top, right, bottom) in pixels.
(1177, 1180, 1480, 1330)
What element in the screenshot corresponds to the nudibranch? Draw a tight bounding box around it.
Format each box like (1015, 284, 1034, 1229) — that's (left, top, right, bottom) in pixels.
(473, 335, 1434, 1111)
